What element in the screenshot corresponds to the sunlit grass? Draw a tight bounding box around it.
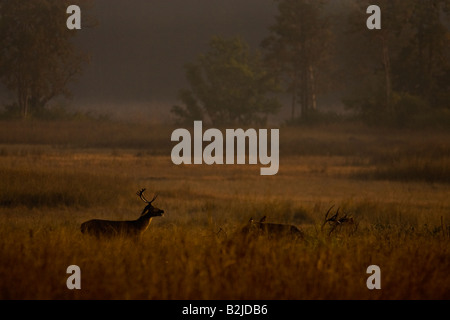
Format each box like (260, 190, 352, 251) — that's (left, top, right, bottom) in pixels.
(0, 121, 449, 299)
(1, 206, 448, 300)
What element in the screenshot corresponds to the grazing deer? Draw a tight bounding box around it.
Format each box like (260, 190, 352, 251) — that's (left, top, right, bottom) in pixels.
(81, 189, 164, 237)
(241, 216, 304, 239)
(321, 206, 356, 236)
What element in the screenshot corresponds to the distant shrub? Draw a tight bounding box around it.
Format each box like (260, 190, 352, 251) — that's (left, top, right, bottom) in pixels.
(391, 92, 428, 126)
(286, 109, 345, 126)
(0, 103, 109, 121)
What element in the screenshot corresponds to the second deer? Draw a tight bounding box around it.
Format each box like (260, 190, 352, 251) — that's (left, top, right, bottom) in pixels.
(241, 216, 304, 239)
(321, 206, 356, 236)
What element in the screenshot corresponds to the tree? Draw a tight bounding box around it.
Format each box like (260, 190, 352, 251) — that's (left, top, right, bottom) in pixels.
(0, 0, 90, 118)
(171, 36, 281, 126)
(262, 0, 333, 121)
(394, 0, 450, 108)
(343, 0, 450, 125)
(345, 0, 410, 118)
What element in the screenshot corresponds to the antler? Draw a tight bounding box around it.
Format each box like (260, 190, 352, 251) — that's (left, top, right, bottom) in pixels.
(322, 206, 355, 235)
(322, 205, 336, 230)
(329, 208, 340, 223)
(136, 188, 158, 204)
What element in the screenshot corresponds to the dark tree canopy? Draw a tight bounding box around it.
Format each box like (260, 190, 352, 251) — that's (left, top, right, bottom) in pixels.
(262, 0, 333, 121)
(0, 0, 89, 118)
(343, 0, 450, 125)
(171, 36, 281, 126)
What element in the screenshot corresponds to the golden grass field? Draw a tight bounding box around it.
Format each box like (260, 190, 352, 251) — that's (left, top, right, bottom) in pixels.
(0, 120, 449, 300)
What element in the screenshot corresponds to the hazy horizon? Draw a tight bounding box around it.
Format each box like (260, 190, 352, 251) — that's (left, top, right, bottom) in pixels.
(69, 0, 278, 121)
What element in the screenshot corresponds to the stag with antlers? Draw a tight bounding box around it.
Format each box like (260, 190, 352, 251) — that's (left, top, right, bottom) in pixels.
(321, 206, 357, 236)
(80, 188, 164, 237)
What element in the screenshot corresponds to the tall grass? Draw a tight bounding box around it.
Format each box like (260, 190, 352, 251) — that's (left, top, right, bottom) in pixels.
(1, 203, 448, 300)
(0, 121, 449, 299)
(0, 120, 173, 152)
(0, 167, 132, 208)
(355, 143, 450, 183)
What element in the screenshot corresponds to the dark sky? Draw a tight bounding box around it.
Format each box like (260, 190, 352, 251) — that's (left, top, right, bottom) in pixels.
(71, 0, 278, 119)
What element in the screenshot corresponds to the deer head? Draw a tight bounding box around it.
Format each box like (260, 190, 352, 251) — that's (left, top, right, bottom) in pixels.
(137, 188, 164, 218)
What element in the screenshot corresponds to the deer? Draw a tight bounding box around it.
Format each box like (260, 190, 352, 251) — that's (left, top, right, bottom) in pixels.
(80, 189, 164, 237)
(321, 206, 356, 236)
(241, 216, 304, 239)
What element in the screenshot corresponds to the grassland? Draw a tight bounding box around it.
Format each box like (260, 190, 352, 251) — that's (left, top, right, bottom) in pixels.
(0, 119, 449, 299)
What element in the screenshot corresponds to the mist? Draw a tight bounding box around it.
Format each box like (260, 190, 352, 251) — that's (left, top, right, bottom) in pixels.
(71, 0, 277, 121)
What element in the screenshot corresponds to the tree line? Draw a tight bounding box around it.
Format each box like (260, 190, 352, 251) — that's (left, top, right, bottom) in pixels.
(0, 0, 449, 126)
(173, 0, 450, 126)
(0, 0, 91, 119)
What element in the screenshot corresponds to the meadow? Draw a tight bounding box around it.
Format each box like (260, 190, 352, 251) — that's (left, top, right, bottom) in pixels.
(0, 119, 449, 300)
